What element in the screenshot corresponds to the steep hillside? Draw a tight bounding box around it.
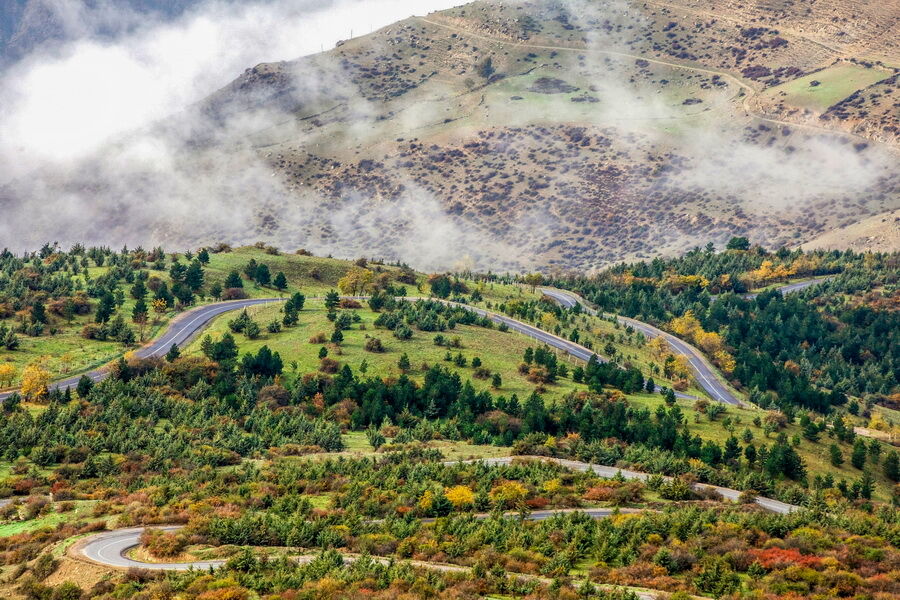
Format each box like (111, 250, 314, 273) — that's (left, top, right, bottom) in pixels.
(2, 0, 897, 268)
(193, 0, 899, 269)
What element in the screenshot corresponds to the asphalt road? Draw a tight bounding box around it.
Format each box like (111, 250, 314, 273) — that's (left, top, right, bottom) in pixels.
(540, 277, 834, 407)
(76, 455, 796, 572)
(540, 288, 728, 403)
(0, 298, 283, 402)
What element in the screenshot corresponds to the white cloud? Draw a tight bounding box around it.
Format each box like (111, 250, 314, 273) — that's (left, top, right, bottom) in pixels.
(0, 0, 467, 175)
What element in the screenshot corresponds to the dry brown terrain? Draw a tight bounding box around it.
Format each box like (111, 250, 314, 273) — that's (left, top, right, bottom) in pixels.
(182, 0, 900, 268)
(5, 0, 895, 268)
(801, 208, 900, 253)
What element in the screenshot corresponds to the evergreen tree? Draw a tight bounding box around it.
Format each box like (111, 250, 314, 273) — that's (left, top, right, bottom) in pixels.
(255, 263, 271, 286)
(185, 260, 205, 291)
(829, 443, 844, 467)
(273, 271, 288, 291)
(76, 375, 94, 398)
(225, 271, 244, 288)
(884, 450, 900, 482)
(324, 290, 340, 311)
(851, 438, 867, 469)
(95, 292, 115, 323)
(165, 343, 180, 362)
(398, 353, 411, 372)
(30, 300, 47, 324)
(130, 279, 147, 300)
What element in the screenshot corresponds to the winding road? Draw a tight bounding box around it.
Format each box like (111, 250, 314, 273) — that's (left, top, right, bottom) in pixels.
(541, 276, 833, 407)
(0, 298, 284, 402)
(72, 454, 797, 574)
(0, 276, 833, 405)
(0, 295, 625, 403)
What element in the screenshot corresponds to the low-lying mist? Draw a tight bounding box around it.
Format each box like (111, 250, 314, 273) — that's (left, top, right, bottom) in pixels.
(0, 0, 897, 272)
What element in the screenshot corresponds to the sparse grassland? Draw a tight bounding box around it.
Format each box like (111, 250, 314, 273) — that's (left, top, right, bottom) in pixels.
(762, 64, 893, 112)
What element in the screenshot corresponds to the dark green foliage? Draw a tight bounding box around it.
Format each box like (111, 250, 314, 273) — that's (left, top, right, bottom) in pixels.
(241, 346, 283, 378)
(225, 270, 244, 288)
(166, 343, 181, 362)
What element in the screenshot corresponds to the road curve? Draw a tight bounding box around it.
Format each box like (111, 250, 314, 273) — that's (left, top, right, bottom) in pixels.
(540, 288, 738, 405)
(465, 456, 798, 514)
(540, 276, 835, 407)
(743, 276, 833, 299)
(75, 455, 796, 572)
(77, 508, 635, 571)
(0, 298, 284, 402)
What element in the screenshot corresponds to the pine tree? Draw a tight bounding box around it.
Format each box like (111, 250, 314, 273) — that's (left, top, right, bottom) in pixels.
(324, 290, 340, 311)
(829, 443, 843, 467)
(273, 271, 288, 291)
(130, 279, 147, 300)
(95, 293, 115, 323)
(165, 343, 180, 362)
(851, 438, 867, 469)
(30, 300, 47, 324)
(255, 263, 271, 287)
(884, 450, 900, 482)
(76, 375, 94, 398)
(225, 271, 243, 288)
(398, 353, 411, 372)
(185, 260, 205, 291)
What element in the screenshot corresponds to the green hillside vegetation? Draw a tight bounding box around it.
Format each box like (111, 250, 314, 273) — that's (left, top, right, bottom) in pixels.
(0, 243, 430, 390)
(184, 300, 585, 404)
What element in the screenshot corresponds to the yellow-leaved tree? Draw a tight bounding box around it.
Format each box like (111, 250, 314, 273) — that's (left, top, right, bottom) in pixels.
(337, 267, 374, 296)
(0, 363, 16, 387)
(20, 364, 51, 401)
(488, 481, 528, 508)
(444, 485, 475, 508)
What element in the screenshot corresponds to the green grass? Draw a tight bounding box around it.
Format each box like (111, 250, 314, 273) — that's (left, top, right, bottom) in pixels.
(292, 432, 511, 463)
(627, 392, 895, 502)
(184, 300, 586, 404)
(301, 494, 334, 510)
(0, 247, 430, 392)
(0, 501, 98, 537)
(764, 64, 892, 112)
(192, 247, 425, 298)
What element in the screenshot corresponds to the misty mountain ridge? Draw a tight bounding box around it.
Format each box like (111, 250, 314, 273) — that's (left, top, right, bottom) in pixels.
(1, 0, 898, 271)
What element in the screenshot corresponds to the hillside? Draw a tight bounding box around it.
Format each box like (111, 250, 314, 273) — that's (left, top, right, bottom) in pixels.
(186, 0, 900, 270)
(1, 239, 899, 600)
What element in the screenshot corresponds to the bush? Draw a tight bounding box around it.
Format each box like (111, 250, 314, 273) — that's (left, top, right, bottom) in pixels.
(364, 337, 385, 352)
(319, 358, 340, 374)
(140, 529, 186, 558)
(221, 287, 248, 300)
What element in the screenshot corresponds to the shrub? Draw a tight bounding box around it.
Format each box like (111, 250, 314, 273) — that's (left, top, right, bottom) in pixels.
(364, 337, 385, 352)
(319, 358, 340, 374)
(140, 529, 186, 558)
(221, 287, 248, 300)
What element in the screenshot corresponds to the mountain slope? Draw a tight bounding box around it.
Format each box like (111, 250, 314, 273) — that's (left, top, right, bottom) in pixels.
(193, 0, 899, 269)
